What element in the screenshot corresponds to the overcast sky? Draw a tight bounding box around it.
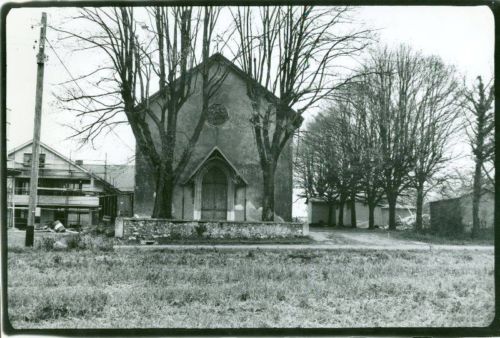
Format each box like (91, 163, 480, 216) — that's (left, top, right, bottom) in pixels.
(6, 6, 494, 167)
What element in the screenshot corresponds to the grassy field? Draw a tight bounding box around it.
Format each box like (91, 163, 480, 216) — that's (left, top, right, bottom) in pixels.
(7, 244, 494, 328)
(391, 229, 494, 245)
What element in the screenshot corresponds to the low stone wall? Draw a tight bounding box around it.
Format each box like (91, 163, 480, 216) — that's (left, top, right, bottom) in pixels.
(115, 217, 308, 241)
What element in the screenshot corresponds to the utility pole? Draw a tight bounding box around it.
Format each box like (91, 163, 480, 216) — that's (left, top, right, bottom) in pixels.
(104, 153, 108, 182)
(26, 12, 47, 247)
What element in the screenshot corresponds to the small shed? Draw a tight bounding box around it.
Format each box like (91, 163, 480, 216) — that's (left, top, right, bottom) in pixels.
(430, 190, 494, 235)
(307, 197, 415, 228)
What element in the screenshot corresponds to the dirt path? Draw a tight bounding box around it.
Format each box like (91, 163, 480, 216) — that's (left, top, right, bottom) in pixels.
(330, 229, 428, 247)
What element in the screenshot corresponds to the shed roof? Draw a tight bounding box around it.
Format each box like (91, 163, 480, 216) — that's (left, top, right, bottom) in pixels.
(83, 164, 135, 192)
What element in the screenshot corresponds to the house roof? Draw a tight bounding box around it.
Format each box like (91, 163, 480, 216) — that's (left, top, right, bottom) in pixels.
(182, 146, 248, 186)
(8, 140, 122, 193)
(380, 203, 416, 210)
(83, 164, 135, 192)
(137, 53, 298, 117)
(307, 196, 415, 209)
(430, 188, 495, 204)
(307, 196, 386, 207)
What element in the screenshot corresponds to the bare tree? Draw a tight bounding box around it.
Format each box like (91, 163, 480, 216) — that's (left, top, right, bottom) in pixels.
(295, 119, 340, 226)
(320, 47, 459, 230)
(53, 6, 225, 218)
(295, 105, 363, 227)
(462, 76, 494, 238)
(411, 56, 460, 231)
(361, 46, 426, 230)
(323, 103, 361, 227)
(231, 6, 371, 221)
(342, 78, 385, 229)
(435, 168, 493, 200)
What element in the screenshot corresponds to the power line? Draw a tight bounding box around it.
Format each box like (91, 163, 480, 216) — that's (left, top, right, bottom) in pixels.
(44, 34, 135, 153)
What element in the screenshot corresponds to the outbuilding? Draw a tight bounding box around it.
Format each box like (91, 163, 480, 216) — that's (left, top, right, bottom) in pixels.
(307, 197, 415, 228)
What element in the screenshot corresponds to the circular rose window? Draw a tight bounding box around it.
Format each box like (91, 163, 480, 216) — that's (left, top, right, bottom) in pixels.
(207, 103, 229, 126)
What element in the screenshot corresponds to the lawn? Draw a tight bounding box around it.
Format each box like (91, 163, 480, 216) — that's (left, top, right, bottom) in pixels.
(391, 228, 494, 245)
(7, 244, 494, 328)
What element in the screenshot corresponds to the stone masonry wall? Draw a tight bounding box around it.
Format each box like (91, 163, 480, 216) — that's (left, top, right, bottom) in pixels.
(115, 217, 307, 241)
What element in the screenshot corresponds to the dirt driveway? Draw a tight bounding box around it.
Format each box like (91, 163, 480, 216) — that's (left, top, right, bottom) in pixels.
(308, 227, 493, 251)
(309, 228, 427, 246)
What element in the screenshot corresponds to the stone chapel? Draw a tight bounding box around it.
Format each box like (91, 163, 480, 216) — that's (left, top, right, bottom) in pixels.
(134, 53, 293, 222)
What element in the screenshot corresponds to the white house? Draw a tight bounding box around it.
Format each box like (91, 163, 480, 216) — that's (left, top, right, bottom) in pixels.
(7, 141, 130, 228)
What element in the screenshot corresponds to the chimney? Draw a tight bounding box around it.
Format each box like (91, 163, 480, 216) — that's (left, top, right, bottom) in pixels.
(75, 160, 83, 166)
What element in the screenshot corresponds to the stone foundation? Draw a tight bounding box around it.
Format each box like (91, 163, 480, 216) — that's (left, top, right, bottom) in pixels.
(115, 217, 307, 241)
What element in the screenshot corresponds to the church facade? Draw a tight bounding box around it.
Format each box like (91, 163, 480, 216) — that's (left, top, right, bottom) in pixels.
(134, 54, 293, 222)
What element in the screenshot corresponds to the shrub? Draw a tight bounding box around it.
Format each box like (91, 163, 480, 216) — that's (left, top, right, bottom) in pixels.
(105, 228, 115, 237)
(474, 227, 494, 240)
(83, 225, 115, 237)
(45, 234, 114, 252)
(66, 235, 84, 250)
(80, 235, 114, 252)
(195, 223, 207, 237)
(36, 236, 56, 251)
(169, 228, 182, 240)
(52, 255, 62, 264)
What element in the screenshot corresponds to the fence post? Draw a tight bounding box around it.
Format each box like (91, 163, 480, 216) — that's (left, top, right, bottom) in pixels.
(115, 217, 124, 238)
(302, 222, 309, 236)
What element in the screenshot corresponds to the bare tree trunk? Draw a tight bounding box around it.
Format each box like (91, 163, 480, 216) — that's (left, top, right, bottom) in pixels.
(338, 198, 345, 227)
(350, 193, 357, 228)
(472, 160, 482, 238)
(387, 194, 397, 230)
(262, 161, 276, 221)
(328, 202, 335, 226)
(462, 76, 494, 238)
(415, 182, 424, 232)
(152, 163, 174, 218)
(368, 202, 376, 229)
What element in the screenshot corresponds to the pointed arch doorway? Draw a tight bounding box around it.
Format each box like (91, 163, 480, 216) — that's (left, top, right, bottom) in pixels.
(201, 166, 228, 220)
(184, 147, 248, 221)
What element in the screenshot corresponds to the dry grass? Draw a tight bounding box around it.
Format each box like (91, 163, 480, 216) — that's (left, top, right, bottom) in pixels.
(392, 229, 494, 245)
(7, 246, 494, 328)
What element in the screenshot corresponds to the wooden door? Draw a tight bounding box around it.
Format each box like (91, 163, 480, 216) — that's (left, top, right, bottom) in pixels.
(201, 167, 227, 220)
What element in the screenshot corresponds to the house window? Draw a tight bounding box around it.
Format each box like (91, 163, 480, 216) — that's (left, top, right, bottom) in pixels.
(23, 153, 46, 168)
(64, 181, 83, 190)
(15, 180, 29, 195)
